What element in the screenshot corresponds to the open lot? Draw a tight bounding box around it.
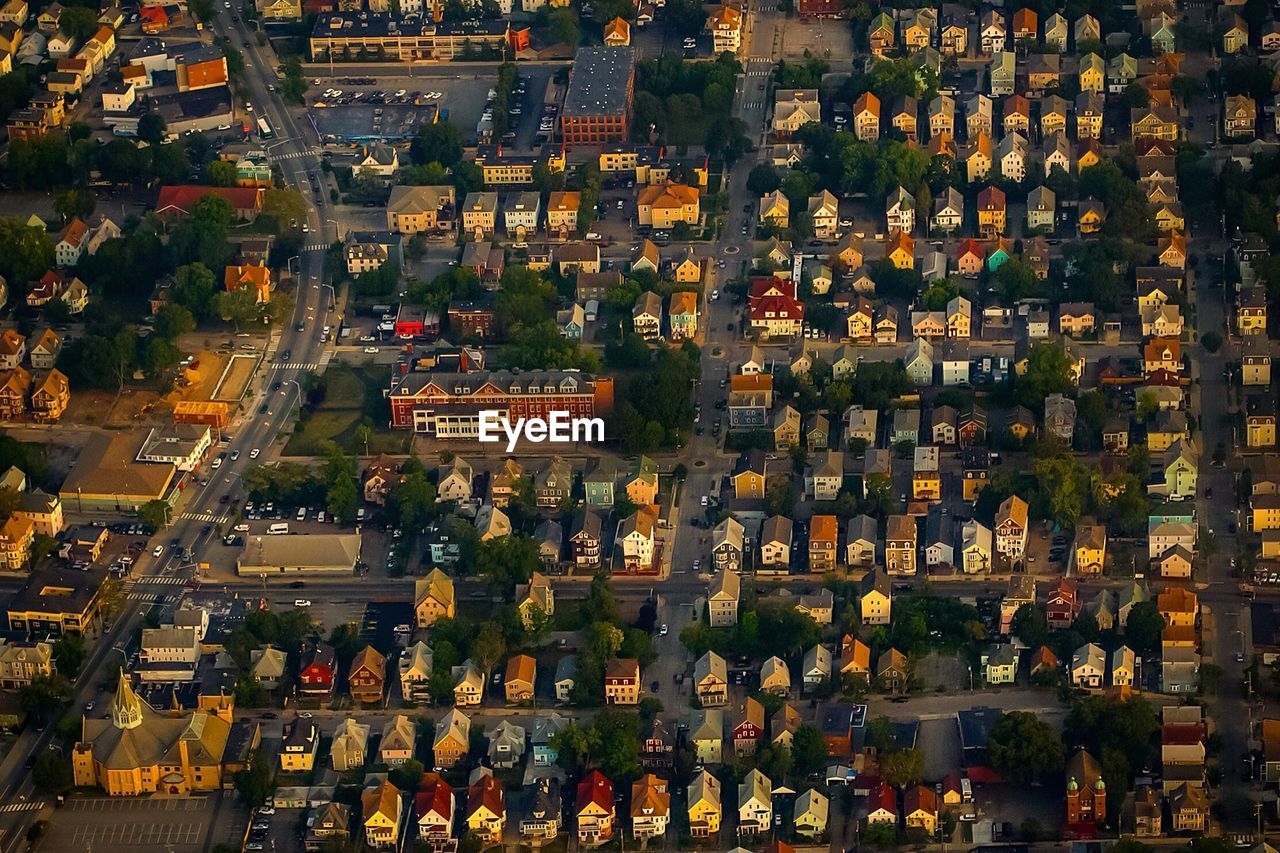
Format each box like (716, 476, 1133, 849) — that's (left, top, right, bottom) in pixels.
(283, 362, 409, 456)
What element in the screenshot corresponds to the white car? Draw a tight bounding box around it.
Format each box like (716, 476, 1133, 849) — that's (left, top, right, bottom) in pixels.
(710, 290, 720, 301)
(250, 448, 260, 459)
(153, 545, 164, 557)
(294, 600, 312, 608)
(364, 346, 379, 354)
(394, 89, 407, 97)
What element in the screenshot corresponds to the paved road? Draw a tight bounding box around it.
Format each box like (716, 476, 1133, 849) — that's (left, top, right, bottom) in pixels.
(0, 8, 339, 849)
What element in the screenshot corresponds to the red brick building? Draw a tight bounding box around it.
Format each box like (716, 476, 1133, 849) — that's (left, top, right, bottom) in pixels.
(388, 369, 613, 434)
(561, 46, 634, 147)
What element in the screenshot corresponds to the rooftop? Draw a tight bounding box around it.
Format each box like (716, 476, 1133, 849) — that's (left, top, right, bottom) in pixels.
(564, 46, 635, 118)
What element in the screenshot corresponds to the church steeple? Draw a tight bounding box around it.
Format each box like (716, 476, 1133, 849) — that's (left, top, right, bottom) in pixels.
(111, 668, 144, 730)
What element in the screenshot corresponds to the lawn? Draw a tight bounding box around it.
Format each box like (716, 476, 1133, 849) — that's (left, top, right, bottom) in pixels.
(284, 363, 411, 456)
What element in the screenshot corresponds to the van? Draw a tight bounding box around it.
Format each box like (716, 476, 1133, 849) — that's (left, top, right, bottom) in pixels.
(296, 507, 306, 521)
(960, 777, 972, 803)
(267, 523, 289, 535)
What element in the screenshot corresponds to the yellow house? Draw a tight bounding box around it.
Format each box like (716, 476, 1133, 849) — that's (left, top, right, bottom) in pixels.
(1078, 202, 1106, 234)
(0, 514, 33, 569)
(887, 230, 914, 269)
(673, 255, 701, 283)
(1073, 520, 1106, 575)
(546, 190, 580, 235)
(637, 183, 700, 229)
(625, 456, 659, 506)
(759, 190, 789, 227)
(1153, 202, 1184, 233)
(466, 773, 506, 844)
(1078, 53, 1104, 93)
(687, 770, 722, 838)
(905, 786, 938, 835)
(1253, 495, 1280, 533)
(279, 720, 319, 772)
(30, 368, 69, 423)
(1249, 411, 1276, 448)
(362, 780, 403, 849)
(414, 568, 455, 628)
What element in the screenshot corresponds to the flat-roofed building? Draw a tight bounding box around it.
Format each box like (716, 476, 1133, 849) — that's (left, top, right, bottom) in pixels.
(561, 47, 635, 146)
(236, 534, 362, 576)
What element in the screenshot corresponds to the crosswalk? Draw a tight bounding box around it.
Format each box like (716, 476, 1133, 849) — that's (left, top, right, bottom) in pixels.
(125, 576, 188, 587)
(746, 67, 771, 76)
(126, 592, 180, 603)
(0, 803, 40, 814)
(273, 147, 322, 162)
(178, 510, 223, 523)
(303, 243, 329, 252)
(276, 361, 321, 371)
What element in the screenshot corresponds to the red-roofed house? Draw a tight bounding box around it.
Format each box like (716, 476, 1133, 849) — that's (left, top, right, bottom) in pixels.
(415, 773, 455, 844)
(867, 784, 898, 825)
(748, 276, 804, 338)
(576, 770, 615, 846)
(154, 185, 265, 222)
(956, 239, 984, 277)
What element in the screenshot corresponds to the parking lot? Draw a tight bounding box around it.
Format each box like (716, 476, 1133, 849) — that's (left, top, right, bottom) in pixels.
(306, 70, 558, 149)
(47, 794, 246, 853)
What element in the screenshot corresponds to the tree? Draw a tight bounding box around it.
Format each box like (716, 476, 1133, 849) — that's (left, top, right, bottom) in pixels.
(53, 187, 95, 221)
(0, 218, 55, 285)
(549, 5, 579, 45)
(791, 723, 828, 777)
(475, 534, 540, 598)
(172, 262, 220, 322)
(987, 710, 1065, 785)
(1201, 331, 1222, 353)
(52, 634, 86, 675)
(880, 748, 925, 787)
(470, 622, 506, 674)
(18, 674, 70, 721)
(98, 576, 124, 626)
(1124, 600, 1165, 657)
(203, 159, 239, 187)
(388, 759, 425, 791)
(155, 304, 196, 340)
(216, 286, 264, 331)
(747, 163, 781, 195)
(921, 278, 959, 311)
(1016, 342, 1074, 409)
(138, 499, 171, 533)
(1011, 603, 1049, 648)
(31, 754, 72, 794)
(410, 120, 465, 167)
(235, 750, 272, 804)
(864, 822, 898, 847)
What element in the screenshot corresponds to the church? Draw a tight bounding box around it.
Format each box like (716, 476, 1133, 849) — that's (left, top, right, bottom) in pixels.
(72, 670, 232, 796)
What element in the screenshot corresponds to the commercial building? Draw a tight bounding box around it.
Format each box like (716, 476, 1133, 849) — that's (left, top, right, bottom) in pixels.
(561, 46, 634, 146)
(387, 369, 613, 435)
(236, 534, 363, 576)
(7, 567, 106, 635)
(309, 13, 509, 62)
(59, 432, 178, 513)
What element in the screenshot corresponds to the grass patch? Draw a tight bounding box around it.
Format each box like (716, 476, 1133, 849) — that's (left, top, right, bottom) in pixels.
(284, 363, 410, 456)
